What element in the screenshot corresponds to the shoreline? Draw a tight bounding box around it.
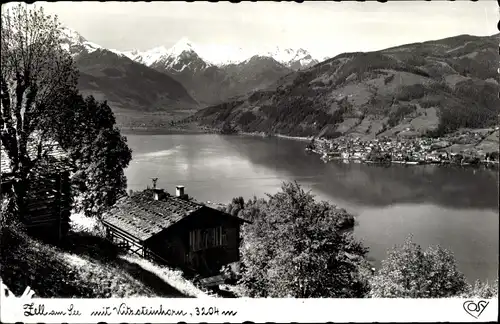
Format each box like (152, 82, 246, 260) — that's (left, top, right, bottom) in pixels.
(307, 149, 500, 169)
(237, 131, 313, 142)
(120, 124, 315, 142)
(120, 127, 209, 135)
(120, 125, 499, 169)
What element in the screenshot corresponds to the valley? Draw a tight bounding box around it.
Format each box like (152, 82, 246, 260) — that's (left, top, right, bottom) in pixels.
(61, 27, 322, 114)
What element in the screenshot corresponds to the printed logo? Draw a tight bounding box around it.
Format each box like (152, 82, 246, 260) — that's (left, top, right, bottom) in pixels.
(463, 300, 489, 319)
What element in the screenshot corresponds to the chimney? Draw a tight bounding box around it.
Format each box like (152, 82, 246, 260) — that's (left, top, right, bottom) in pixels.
(151, 177, 164, 201)
(151, 177, 158, 189)
(176, 185, 184, 197)
(176, 185, 188, 200)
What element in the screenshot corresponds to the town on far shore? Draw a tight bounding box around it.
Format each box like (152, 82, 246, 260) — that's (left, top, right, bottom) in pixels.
(306, 126, 500, 167)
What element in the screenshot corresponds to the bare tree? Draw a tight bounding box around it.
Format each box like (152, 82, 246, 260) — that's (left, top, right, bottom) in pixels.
(0, 4, 78, 215)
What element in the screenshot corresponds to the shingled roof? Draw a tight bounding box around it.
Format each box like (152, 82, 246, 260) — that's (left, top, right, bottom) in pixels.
(102, 191, 208, 242)
(1, 136, 69, 177)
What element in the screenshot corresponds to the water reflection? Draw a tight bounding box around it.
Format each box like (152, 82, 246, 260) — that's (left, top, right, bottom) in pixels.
(219, 135, 499, 212)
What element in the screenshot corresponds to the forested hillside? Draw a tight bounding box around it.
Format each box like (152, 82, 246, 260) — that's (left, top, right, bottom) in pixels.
(192, 34, 499, 138)
(75, 49, 199, 112)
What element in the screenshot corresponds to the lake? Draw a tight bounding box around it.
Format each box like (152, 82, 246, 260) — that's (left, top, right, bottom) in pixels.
(124, 134, 499, 283)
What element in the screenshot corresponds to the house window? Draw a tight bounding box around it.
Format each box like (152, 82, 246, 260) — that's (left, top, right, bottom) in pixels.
(189, 226, 227, 252)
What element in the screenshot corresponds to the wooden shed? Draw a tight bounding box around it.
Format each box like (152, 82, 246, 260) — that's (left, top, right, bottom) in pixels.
(1, 139, 72, 242)
(101, 188, 249, 276)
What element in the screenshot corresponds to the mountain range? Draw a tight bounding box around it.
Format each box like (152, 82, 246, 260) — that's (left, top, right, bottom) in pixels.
(60, 27, 198, 113)
(121, 37, 322, 69)
(60, 27, 324, 110)
(192, 33, 500, 139)
(120, 38, 322, 106)
(59, 27, 499, 139)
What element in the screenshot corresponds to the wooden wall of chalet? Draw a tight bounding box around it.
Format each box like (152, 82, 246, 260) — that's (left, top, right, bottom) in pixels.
(145, 207, 242, 276)
(185, 226, 240, 276)
(22, 170, 72, 242)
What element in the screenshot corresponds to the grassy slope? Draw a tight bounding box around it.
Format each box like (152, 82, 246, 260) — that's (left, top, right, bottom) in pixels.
(0, 213, 212, 298)
(192, 34, 499, 140)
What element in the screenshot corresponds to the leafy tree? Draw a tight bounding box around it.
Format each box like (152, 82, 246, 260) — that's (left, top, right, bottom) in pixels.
(370, 235, 469, 298)
(226, 196, 245, 217)
(237, 181, 369, 298)
(232, 196, 267, 223)
(1, 4, 78, 217)
(50, 94, 132, 218)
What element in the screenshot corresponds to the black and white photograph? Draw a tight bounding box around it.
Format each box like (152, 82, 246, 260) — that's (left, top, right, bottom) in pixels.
(0, 0, 498, 322)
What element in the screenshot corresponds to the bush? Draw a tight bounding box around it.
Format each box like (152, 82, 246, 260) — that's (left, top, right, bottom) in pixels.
(462, 279, 498, 299)
(370, 235, 469, 298)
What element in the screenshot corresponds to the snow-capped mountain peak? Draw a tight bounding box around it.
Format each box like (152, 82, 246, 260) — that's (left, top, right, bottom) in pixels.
(133, 45, 170, 66)
(59, 26, 104, 55)
(130, 37, 211, 73)
(194, 45, 253, 66)
(118, 49, 140, 60)
(168, 37, 197, 56)
(60, 27, 86, 44)
(261, 46, 318, 69)
(129, 37, 206, 68)
(59, 26, 140, 61)
(57, 26, 326, 71)
(127, 38, 323, 70)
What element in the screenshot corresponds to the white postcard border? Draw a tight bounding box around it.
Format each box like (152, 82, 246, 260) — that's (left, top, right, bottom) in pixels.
(0, 296, 497, 323)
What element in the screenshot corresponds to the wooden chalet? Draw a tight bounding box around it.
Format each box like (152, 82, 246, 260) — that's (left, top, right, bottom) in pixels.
(101, 184, 250, 276)
(1, 138, 72, 242)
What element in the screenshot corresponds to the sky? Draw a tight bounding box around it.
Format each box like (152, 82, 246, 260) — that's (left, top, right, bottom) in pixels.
(6, 1, 500, 59)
